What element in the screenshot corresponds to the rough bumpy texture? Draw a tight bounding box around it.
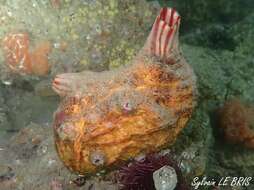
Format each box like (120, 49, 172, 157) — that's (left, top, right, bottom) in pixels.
(53, 8, 197, 175)
(2, 32, 51, 75)
(53, 55, 196, 174)
(218, 99, 254, 149)
(0, 0, 159, 80)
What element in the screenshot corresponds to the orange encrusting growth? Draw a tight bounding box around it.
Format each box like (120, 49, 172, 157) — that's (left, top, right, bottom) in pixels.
(31, 41, 52, 76)
(53, 7, 197, 175)
(2, 33, 32, 74)
(50, 0, 61, 9)
(2, 32, 52, 76)
(218, 99, 254, 149)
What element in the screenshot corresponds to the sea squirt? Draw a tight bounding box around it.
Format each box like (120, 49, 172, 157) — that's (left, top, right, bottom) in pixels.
(52, 7, 197, 175)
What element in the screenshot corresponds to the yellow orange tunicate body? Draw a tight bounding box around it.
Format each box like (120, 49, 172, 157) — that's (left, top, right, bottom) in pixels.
(53, 53, 197, 174)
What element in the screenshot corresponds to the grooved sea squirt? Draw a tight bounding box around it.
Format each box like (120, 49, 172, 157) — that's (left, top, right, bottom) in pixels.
(52, 7, 197, 175)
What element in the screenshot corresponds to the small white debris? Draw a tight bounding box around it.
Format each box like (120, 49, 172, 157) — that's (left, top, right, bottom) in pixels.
(2, 80, 12, 86)
(53, 43, 61, 49)
(134, 153, 146, 162)
(48, 159, 56, 166)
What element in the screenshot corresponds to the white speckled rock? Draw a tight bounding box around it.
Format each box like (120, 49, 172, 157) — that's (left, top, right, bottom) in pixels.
(153, 165, 178, 190)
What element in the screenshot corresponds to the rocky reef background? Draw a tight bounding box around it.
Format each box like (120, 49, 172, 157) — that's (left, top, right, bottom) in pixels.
(0, 0, 254, 189)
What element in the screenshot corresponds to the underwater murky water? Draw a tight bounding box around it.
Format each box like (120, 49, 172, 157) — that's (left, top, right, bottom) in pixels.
(0, 0, 254, 190)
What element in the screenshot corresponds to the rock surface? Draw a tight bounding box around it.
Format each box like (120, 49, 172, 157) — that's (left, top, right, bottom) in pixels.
(0, 0, 254, 189)
(0, 123, 119, 190)
(0, 0, 159, 80)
